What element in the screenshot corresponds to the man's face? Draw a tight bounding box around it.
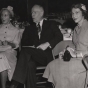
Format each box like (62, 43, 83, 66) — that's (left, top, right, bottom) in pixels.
(31, 5, 44, 23)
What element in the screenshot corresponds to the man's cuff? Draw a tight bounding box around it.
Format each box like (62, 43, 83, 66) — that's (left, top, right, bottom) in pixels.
(49, 45, 51, 48)
(47, 42, 51, 48)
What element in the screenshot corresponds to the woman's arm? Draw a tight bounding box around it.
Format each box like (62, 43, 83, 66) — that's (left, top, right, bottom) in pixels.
(67, 47, 83, 58)
(7, 29, 21, 49)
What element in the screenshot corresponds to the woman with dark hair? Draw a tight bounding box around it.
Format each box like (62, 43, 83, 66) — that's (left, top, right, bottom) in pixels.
(59, 18, 76, 40)
(43, 3, 88, 88)
(0, 6, 20, 88)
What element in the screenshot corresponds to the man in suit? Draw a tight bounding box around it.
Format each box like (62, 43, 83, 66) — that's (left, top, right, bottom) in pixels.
(10, 4, 63, 88)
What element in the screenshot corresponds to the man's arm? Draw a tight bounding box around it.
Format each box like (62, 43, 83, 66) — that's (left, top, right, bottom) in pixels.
(21, 26, 31, 46)
(48, 21, 63, 49)
(37, 21, 63, 50)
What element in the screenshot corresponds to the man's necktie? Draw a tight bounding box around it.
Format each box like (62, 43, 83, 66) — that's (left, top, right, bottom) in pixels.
(36, 22, 42, 39)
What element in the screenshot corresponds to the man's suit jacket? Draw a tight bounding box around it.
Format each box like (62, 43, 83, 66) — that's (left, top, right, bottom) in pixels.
(21, 20, 63, 63)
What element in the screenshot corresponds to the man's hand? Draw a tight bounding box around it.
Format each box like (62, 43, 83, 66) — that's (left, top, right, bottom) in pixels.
(37, 42, 50, 50)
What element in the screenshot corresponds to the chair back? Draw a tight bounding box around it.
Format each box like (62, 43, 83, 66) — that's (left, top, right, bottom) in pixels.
(82, 55, 88, 70)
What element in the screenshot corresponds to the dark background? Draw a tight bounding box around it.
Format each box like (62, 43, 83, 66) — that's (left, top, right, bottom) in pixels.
(0, 0, 88, 21)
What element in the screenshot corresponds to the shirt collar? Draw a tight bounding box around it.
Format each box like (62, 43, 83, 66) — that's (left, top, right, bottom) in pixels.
(36, 19, 44, 27)
(39, 19, 43, 27)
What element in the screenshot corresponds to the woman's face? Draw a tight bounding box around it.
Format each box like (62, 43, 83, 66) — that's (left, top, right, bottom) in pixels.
(72, 8, 84, 24)
(1, 10, 11, 24)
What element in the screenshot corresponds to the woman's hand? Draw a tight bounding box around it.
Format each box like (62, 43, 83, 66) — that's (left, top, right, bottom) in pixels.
(2, 41, 15, 48)
(7, 41, 16, 48)
(67, 47, 76, 57)
(59, 51, 64, 59)
(2, 41, 8, 46)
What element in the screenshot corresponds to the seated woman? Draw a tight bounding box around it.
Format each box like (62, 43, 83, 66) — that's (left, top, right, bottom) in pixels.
(0, 6, 20, 88)
(43, 3, 88, 88)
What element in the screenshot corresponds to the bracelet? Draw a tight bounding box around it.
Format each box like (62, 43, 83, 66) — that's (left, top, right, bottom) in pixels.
(76, 52, 83, 58)
(80, 52, 83, 58)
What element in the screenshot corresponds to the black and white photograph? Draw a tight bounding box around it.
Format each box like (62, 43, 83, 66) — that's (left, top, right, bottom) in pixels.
(0, 0, 88, 88)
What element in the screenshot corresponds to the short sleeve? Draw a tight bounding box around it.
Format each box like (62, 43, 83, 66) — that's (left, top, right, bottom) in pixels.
(12, 29, 20, 49)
